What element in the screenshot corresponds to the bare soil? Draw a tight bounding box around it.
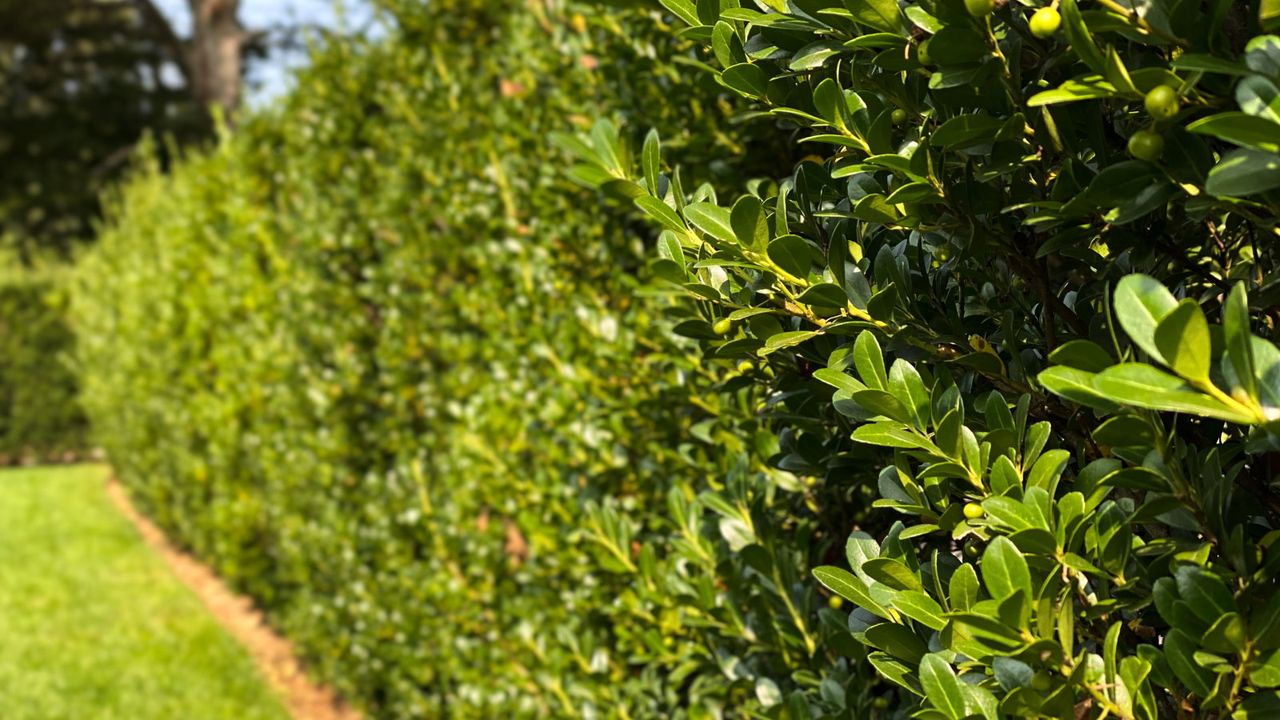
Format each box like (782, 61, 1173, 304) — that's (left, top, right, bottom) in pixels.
(106, 479, 361, 720)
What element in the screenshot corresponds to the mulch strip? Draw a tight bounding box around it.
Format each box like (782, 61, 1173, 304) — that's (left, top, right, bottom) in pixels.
(106, 479, 361, 720)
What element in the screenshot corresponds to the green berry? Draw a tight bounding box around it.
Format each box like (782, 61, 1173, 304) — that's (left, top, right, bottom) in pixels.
(712, 318, 733, 335)
(891, 108, 909, 125)
(918, 39, 934, 66)
(1143, 85, 1180, 122)
(963, 502, 985, 520)
(1128, 130, 1165, 161)
(1029, 7, 1061, 38)
(736, 360, 754, 374)
(965, 0, 996, 18)
(828, 594, 845, 610)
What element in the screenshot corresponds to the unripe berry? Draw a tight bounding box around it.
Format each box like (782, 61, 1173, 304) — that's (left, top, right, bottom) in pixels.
(1029, 7, 1061, 38)
(1143, 85, 1180, 122)
(965, 0, 996, 18)
(891, 108, 909, 125)
(1128, 130, 1165, 161)
(712, 318, 732, 335)
(918, 39, 935, 66)
(963, 502, 985, 520)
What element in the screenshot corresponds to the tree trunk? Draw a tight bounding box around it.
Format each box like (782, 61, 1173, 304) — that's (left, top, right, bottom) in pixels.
(186, 0, 245, 118)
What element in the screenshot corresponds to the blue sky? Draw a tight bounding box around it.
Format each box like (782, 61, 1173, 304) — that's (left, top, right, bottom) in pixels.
(155, 0, 377, 105)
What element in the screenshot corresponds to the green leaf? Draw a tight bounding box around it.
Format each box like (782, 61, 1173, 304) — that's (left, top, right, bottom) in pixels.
(1154, 298, 1212, 384)
(1203, 612, 1248, 654)
(919, 654, 967, 720)
(730, 195, 769, 250)
(1165, 629, 1214, 697)
(642, 129, 661, 195)
(635, 196, 688, 234)
(720, 63, 769, 98)
(1048, 339, 1114, 372)
(863, 557, 921, 591)
(767, 235, 812, 278)
(1092, 364, 1255, 423)
(1234, 691, 1280, 718)
(798, 283, 848, 307)
(1187, 113, 1280, 153)
(813, 566, 890, 618)
(1224, 283, 1259, 404)
(1027, 75, 1117, 106)
(1171, 53, 1249, 75)
(854, 331, 888, 390)
(1250, 650, 1280, 688)
(865, 622, 928, 662)
(852, 422, 940, 452)
(929, 114, 1003, 149)
(846, 531, 880, 572)
(1027, 449, 1070, 495)
(893, 590, 947, 630)
(1037, 366, 1119, 412)
(1247, 35, 1280, 76)
(1061, 0, 1105, 74)
(993, 657, 1034, 691)
(812, 78, 846, 128)
(1238, 76, 1280, 123)
(1206, 149, 1280, 197)
(684, 203, 737, 244)
(949, 564, 980, 611)
(1093, 416, 1157, 448)
(1114, 274, 1178, 363)
(981, 536, 1031, 601)
(658, 0, 700, 26)
(841, 0, 905, 35)
(888, 359, 931, 430)
(814, 368, 864, 394)
(760, 330, 820, 356)
(982, 496, 1038, 532)
(851, 389, 913, 423)
(868, 653, 922, 694)
(1175, 565, 1237, 622)
(852, 194, 901, 224)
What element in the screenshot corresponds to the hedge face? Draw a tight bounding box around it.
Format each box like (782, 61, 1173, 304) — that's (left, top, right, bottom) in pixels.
(562, 0, 1280, 717)
(76, 2, 868, 718)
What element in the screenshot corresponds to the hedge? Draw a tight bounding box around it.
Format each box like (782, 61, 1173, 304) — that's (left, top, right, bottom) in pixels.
(567, 1, 1280, 717)
(79, 0, 1280, 717)
(0, 259, 87, 462)
(76, 2, 860, 717)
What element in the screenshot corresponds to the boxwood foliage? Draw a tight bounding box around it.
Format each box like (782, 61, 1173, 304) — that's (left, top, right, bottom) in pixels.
(563, 0, 1280, 717)
(74, 1, 874, 718)
(0, 259, 87, 462)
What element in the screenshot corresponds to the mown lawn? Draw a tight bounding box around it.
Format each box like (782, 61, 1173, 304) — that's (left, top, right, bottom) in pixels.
(0, 464, 289, 720)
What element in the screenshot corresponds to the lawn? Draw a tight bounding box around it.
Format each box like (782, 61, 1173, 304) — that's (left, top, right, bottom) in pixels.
(0, 464, 289, 720)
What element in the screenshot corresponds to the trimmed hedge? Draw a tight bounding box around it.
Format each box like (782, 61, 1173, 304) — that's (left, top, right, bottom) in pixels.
(569, 1, 1280, 718)
(0, 260, 87, 462)
(77, 3, 858, 718)
(80, 0, 1280, 716)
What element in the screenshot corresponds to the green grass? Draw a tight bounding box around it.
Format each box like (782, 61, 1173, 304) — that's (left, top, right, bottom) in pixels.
(0, 464, 290, 720)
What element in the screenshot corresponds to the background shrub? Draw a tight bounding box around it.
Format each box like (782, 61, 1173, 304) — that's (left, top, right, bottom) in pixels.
(0, 258, 86, 462)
